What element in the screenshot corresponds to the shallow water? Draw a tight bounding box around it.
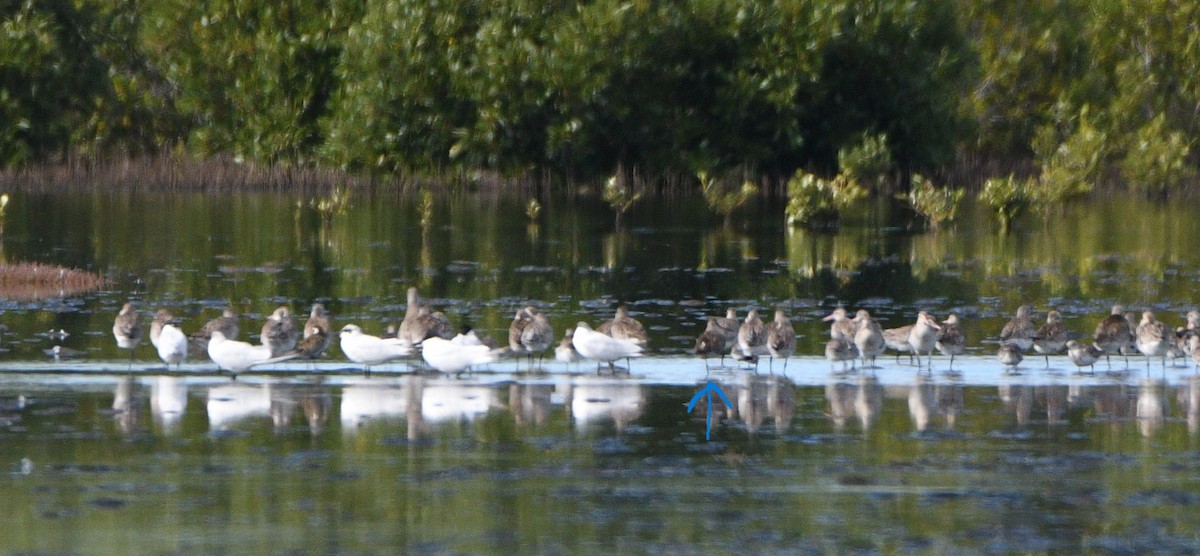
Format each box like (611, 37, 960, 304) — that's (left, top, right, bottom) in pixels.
(3, 190, 1200, 553)
(5, 362, 1200, 554)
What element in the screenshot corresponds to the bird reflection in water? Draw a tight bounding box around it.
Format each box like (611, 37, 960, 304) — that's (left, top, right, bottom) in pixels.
(509, 383, 553, 428)
(1137, 378, 1166, 437)
(827, 375, 882, 433)
(1178, 374, 1200, 434)
(112, 376, 145, 435)
(569, 378, 644, 434)
(270, 382, 332, 435)
(150, 375, 188, 435)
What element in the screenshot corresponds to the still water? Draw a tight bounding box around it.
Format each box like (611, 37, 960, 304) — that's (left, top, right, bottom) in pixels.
(2, 190, 1200, 553)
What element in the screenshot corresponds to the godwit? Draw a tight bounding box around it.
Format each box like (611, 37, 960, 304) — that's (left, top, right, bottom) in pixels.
(822, 307, 856, 343)
(596, 304, 648, 346)
(737, 309, 770, 369)
(298, 303, 332, 360)
(852, 310, 884, 368)
(260, 306, 298, 357)
(767, 308, 797, 372)
(1032, 310, 1068, 367)
(695, 318, 729, 370)
(556, 329, 580, 366)
(519, 307, 554, 365)
(999, 304, 1036, 351)
(1135, 311, 1170, 369)
(935, 313, 966, 370)
(1094, 305, 1134, 366)
(113, 302, 143, 365)
(825, 338, 857, 373)
(883, 324, 915, 364)
(907, 311, 941, 367)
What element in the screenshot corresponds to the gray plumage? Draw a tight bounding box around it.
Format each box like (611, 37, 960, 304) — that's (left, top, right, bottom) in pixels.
(261, 306, 298, 357)
(935, 313, 966, 369)
(1032, 310, 1068, 367)
(999, 304, 1036, 351)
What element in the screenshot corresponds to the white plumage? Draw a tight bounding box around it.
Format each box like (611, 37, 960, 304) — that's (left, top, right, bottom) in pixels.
(339, 324, 413, 367)
(572, 322, 643, 367)
(208, 330, 295, 374)
(154, 323, 188, 367)
(420, 336, 498, 373)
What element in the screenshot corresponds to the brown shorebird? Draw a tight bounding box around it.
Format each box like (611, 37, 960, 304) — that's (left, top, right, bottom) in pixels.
(113, 302, 143, 366)
(508, 307, 532, 357)
(297, 303, 332, 359)
(1032, 310, 1068, 367)
(520, 307, 554, 365)
(852, 310, 884, 368)
(556, 329, 579, 367)
(883, 324, 915, 363)
(260, 306, 298, 357)
(695, 318, 730, 369)
(189, 306, 239, 358)
(1066, 340, 1103, 374)
(1094, 305, 1134, 366)
(998, 344, 1024, 371)
(999, 305, 1036, 351)
(1136, 310, 1170, 370)
(767, 308, 797, 372)
(822, 307, 856, 343)
(935, 313, 966, 370)
(825, 338, 857, 373)
(737, 309, 770, 370)
(597, 304, 648, 346)
(908, 311, 941, 367)
(399, 288, 453, 346)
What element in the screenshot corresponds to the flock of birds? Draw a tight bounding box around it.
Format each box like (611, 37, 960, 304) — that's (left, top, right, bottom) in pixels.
(103, 288, 645, 376)
(809, 303, 1200, 374)
(97, 286, 1200, 377)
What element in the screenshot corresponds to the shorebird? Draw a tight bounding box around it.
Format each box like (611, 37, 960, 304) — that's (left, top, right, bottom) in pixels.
(339, 324, 413, 372)
(556, 329, 580, 367)
(292, 303, 332, 361)
(767, 308, 797, 372)
(421, 335, 499, 374)
(260, 306, 298, 357)
(113, 302, 143, 366)
(908, 311, 941, 367)
(852, 310, 884, 368)
(825, 338, 857, 373)
(45, 345, 85, 360)
(399, 288, 453, 345)
(1032, 310, 1068, 368)
(519, 307, 554, 365)
(596, 304, 648, 346)
(737, 309, 770, 369)
(883, 324, 915, 364)
(999, 305, 1036, 351)
(998, 344, 1023, 371)
(711, 308, 740, 352)
(1094, 304, 1134, 366)
(572, 322, 643, 373)
(822, 307, 856, 343)
(695, 319, 728, 370)
(150, 309, 187, 369)
(1136, 310, 1170, 369)
(208, 330, 298, 375)
(1066, 340, 1103, 374)
(935, 313, 966, 370)
(508, 307, 531, 356)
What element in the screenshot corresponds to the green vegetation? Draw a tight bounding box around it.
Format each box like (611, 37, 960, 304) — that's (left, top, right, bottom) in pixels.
(784, 170, 866, 230)
(904, 174, 963, 230)
(1, 0, 1198, 197)
(979, 175, 1031, 231)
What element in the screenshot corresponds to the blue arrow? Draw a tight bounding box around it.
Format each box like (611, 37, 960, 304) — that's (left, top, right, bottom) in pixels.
(687, 381, 733, 441)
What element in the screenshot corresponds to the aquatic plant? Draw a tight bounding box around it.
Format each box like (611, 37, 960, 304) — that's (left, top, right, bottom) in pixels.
(979, 175, 1031, 231)
(1121, 113, 1194, 197)
(903, 174, 963, 230)
(419, 190, 435, 229)
(784, 170, 866, 230)
(525, 198, 542, 221)
(697, 170, 757, 226)
(603, 174, 642, 228)
(308, 185, 352, 226)
(838, 133, 894, 193)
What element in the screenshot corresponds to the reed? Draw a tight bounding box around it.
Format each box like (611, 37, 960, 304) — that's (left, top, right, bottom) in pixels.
(0, 262, 107, 301)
